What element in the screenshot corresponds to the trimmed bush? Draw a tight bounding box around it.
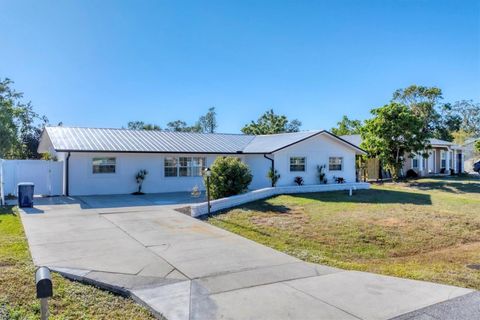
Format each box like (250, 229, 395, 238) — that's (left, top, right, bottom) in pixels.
(205, 157, 253, 199)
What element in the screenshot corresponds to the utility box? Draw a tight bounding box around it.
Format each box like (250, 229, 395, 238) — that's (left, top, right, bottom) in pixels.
(18, 182, 34, 208)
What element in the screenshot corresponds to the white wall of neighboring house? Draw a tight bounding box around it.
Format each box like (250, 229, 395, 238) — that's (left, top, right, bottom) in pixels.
(463, 139, 479, 173)
(273, 134, 357, 186)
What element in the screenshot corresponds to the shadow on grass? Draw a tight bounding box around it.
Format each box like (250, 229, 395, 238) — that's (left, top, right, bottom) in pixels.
(0, 206, 15, 215)
(287, 189, 433, 205)
(406, 179, 480, 194)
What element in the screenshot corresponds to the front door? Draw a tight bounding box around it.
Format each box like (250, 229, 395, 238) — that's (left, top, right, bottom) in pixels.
(457, 153, 462, 173)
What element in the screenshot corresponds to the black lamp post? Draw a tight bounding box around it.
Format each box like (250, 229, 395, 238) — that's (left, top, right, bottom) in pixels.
(204, 167, 211, 215)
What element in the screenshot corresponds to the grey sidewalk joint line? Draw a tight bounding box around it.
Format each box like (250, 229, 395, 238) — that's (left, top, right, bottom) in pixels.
(282, 281, 364, 320)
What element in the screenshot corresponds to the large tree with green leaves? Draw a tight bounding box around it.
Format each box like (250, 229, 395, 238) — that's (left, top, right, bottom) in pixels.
(392, 85, 443, 138)
(361, 102, 428, 180)
(241, 109, 301, 135)
(331, 115, 362, 136)
(0, 78, 48, 159)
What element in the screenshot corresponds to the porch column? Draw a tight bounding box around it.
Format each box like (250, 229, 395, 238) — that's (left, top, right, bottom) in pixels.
(453, 149, 457, 173)
(446, 149, 451, 172)
(418, 152, 424, 174)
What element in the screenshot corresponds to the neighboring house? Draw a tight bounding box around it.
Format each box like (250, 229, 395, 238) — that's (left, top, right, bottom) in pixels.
(463, 137, 480, 173)
(37, 127, 366, 196)
(341, 135, 464, 180)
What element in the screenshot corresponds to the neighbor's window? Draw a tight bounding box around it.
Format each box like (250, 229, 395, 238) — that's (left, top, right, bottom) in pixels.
(92, 157, 116, 174)
(164, 157, 178, 177)
(441, 151, 446, 169)
(329, 157, 343, 171)
(165, 157, 206, 177)
(412, 156, 419, 169)
(290, 157, 306, 172)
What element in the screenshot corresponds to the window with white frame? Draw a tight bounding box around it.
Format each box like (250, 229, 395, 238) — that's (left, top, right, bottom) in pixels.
(412, 155, 419, 169)
(179, 157, 206, 177)
(165, 156, 206, 177)
(92, 157, 116, 174)
(328, 157, 343, 171)
(164, 157, 178, 177)
(440, 151, 446, 169)
(449, 151, 453, 168)
(290, 157, 306, 172)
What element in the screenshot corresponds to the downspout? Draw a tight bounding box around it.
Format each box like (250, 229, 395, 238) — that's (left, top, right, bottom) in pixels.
(66, 152, 71, 196)
(263, 154, 275, 187)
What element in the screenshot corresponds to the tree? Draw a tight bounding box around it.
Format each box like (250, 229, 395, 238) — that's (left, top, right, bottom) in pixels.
(197, 107, 217, 133)
(0, 78, 48, 159)
(392, 85, 443, 139)
(447, 100, 480, 136)
(241, 109, 301, 135)
(127, 121, 161, 131)
(204, 157, 252, 199)
(165, 120, 201, 132)
(361, 102, 428, 180)
(331, 115, 363, 136)
(475, 140, 480, 154)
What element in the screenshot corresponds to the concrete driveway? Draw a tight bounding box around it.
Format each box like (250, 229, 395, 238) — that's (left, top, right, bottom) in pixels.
(20, 195, 477, 320)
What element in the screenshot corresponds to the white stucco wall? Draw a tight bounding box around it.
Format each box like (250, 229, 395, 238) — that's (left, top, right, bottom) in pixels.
(67, 152, 252, 196)
(63, 133, 359, 196)
(244, 154, 272, 189)
(273, 133, 357, 186)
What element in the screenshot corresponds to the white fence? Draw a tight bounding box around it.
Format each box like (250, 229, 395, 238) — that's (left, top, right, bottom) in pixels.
(0, 160, 63, 203)
(190, 182, 370, 217)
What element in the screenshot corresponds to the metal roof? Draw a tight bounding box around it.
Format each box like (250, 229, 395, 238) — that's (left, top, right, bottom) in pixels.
(39, 127, 364, 154)
(341, 134, 462, 149)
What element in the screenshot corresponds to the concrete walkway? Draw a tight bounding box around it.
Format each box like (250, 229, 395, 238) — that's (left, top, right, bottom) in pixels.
(20, 195, 476, 320)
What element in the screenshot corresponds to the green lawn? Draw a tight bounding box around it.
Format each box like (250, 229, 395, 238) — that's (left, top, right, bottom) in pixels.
(206, 176, 480, 290)
(0, 206, 155, 320)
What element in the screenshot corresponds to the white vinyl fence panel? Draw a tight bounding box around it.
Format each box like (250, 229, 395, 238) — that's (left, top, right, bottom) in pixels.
(0, 160, 63, 198)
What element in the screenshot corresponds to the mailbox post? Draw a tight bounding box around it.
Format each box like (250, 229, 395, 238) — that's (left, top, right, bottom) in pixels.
(35, 267, 53, 320)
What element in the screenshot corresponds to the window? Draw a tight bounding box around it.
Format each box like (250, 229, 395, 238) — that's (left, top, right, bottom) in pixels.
(164, 157, 178, 177)
(165, 156, 206, 177)
(440, 151, 446, 169)
(412, 156, 419, 169)
(290, 157, 306, 172)
(92, 157, 116, 174)
(329, 157, 343, 171)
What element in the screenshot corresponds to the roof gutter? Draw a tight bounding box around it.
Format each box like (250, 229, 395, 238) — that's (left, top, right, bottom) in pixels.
(263, 154, 275, 187)
(65, 152, 71, 196)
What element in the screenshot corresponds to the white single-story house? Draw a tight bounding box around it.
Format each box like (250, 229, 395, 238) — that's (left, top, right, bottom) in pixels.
(341, 134, 464, 179)
(37, 127, 366, 196)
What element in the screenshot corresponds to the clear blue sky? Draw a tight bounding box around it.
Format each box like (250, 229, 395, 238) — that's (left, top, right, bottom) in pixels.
(1, 0, 479, 133)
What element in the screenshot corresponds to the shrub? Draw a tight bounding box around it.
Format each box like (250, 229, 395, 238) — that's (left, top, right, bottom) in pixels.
(134, 169, 148, 194)
(294, 176, 304, 186)
(334, 176, 345, 184)
(406, 169, 418, 179)
(317, 164, 327, 184)
(267, 168, 281, 187)
(205, 157, 252, 199)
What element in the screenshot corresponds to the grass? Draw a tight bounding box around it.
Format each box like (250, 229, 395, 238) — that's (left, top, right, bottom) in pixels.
(206, 176, 480, 290)
(0, 206, 156, 320)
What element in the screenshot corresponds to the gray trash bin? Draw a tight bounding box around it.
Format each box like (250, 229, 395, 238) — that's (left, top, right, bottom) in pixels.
(18, 182, 34, 208)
